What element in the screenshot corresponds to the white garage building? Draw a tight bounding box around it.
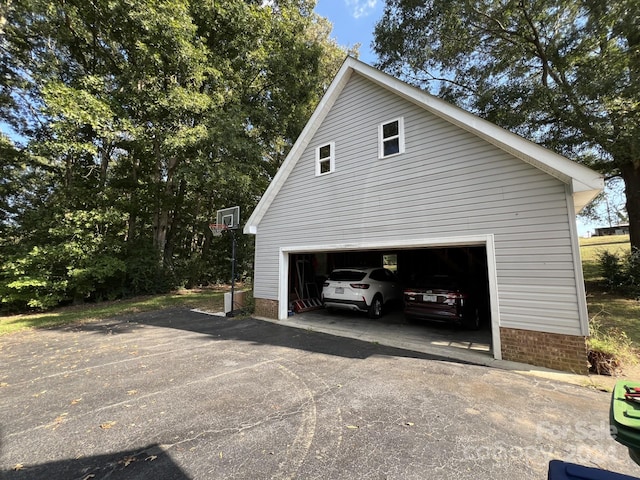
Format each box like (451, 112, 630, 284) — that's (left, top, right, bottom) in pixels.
(244, 57, 603, 374)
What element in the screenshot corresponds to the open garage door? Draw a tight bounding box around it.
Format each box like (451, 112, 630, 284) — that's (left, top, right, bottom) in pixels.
(280, 235, 500, 358)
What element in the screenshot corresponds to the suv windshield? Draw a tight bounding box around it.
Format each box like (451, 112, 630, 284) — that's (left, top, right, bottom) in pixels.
(329, 270, 367, 282)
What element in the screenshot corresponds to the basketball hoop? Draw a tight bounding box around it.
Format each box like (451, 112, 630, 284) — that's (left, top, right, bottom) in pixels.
(209, 223, 228, 237)
(211, 205, 242, 317)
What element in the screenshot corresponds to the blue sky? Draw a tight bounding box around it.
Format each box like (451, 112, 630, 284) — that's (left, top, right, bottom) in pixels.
(314, 0, 384, 64)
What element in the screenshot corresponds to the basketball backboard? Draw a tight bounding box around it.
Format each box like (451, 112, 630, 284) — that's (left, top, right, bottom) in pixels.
(216, 206, 240, 230)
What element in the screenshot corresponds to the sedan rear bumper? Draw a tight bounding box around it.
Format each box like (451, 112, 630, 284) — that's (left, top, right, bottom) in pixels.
(404, 304, 463, 323)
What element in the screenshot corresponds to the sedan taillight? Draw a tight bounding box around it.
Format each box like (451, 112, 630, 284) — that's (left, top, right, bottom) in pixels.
(350, 283, 370, 289)
(444, 292, 465, 306)
(323, 282, 330, 287)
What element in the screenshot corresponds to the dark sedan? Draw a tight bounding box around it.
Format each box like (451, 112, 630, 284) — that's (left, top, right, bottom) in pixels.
(403, 274, 481, 329)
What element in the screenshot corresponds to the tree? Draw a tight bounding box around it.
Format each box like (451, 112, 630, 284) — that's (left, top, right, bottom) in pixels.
(0, 0, 348, 310)
(373, 0, 640, 250)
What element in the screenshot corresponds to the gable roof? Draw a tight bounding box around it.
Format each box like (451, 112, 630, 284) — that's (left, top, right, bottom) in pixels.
(244, 56, 603, 234)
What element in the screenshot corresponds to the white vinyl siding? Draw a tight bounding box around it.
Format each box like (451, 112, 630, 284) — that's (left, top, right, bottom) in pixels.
(253, 73, 583, 336)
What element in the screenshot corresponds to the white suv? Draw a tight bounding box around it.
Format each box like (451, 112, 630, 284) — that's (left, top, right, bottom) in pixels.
(322, 267, 402, 319)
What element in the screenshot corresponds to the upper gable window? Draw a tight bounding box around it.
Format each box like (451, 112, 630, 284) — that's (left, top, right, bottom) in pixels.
(315, 142, 335, 176)
(379, 117, 405, 158)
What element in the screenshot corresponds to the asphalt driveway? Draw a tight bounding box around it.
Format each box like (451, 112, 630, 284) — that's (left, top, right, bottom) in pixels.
(1, 309, 638, 479)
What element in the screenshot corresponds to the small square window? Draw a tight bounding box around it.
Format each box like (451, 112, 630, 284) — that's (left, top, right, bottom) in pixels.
(315, 142, 335, 176)
(379, 117, 405, 158)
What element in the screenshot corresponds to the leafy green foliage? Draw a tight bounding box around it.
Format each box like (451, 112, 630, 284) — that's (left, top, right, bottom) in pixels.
(626, 248, 640, 295)
(597, 248, 640, 297)
(1, 208, 128, 310)
(597, 251, 625, 291)
(0, 0, 349, 312)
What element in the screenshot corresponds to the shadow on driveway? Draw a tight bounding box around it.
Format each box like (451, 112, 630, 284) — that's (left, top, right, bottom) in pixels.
(58, 308, 474, 364)
(9, 443, 188, 480)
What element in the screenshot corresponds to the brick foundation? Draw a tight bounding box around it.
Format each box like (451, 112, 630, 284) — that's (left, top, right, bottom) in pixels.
(254, 298, 279, 319)
(500, 327, 588, 374)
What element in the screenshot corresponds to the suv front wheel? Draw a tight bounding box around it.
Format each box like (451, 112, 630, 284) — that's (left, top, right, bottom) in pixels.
(368, 295, 383, 319)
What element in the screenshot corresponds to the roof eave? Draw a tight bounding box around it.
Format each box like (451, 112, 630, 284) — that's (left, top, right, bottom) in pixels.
(244, 57, 605, 232)
(572, 178, 605, 214)
(351, 59, 604, 196)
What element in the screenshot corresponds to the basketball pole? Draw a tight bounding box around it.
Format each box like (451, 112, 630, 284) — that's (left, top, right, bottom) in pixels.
(215, 205, 241, 317)
(227, 228, 237, 317)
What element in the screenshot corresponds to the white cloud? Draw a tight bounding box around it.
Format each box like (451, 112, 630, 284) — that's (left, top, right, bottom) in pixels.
(345, 0, 378, 19)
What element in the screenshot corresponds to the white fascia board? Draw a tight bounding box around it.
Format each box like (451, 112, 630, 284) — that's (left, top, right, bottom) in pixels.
(348, 59, 604, 204)
(243, 57, 355, 235)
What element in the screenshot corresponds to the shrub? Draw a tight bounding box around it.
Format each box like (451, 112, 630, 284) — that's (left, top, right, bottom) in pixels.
(587, 315, 638, 375)
(241, 283, 255, 315)
(124, 246, 176, 296)
(598, 250, 623, 289)
(625, 247, 640, 296)
(598, 248, 640, 297)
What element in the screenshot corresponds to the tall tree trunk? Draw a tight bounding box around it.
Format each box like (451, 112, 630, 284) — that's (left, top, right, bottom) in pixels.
(621, 161, 640, 252)
(125, 158, 138, 243)
(154, 207, 169, 257)
(621, 21, 640, 252)
(152, 139, 166, 257)
(163, 178, 187, 264)
(99, 144, 111, 188)
(152, 143, 180, 263)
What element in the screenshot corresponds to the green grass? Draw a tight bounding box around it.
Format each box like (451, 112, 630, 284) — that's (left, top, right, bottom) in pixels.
(580, 234, 631, 284)
(0, 288, 225, 337)
(587, 292, 640, 345)
(579, 234, 639, 373)
(580, 234, 632, 248)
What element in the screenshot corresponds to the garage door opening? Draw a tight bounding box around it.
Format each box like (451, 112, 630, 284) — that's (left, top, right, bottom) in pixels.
(285, 243, 494, 355)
